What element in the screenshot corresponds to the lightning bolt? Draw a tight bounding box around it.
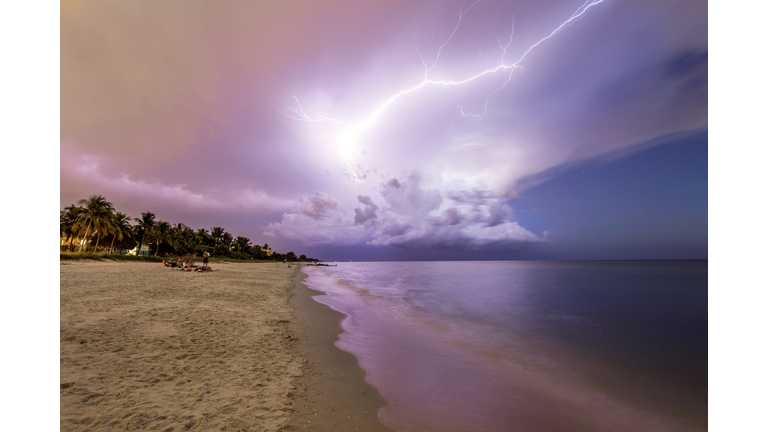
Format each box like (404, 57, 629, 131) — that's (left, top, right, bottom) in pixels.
(281, 0, 606, 182)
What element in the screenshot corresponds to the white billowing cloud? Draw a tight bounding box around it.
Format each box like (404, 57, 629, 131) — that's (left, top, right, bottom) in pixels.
(370, 174, 542, 248)
(263, 192, 370, 245)
(354, 195, 379, 224)
(265, 172, 544, 249)
(297, 192, 344, 220)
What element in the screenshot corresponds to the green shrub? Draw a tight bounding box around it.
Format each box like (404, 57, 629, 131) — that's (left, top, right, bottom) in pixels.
(60, 252, 163, 262)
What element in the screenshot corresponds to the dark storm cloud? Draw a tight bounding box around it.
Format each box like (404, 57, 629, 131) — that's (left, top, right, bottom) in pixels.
(591, 49, 708, 117)
(512, 129, 707, 193)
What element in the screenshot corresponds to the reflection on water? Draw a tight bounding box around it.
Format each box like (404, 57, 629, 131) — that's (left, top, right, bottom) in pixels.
(303, 261, 707, 432)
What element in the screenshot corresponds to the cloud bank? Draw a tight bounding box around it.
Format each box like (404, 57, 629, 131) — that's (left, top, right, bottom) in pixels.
(266, 173, 543, 249)
(61, 146, 293, 217)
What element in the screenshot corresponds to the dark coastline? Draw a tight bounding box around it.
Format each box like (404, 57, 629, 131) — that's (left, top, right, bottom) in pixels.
(286, 266, 392, 432)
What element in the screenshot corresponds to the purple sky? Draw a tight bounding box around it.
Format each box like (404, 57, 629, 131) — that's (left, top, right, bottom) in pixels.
(60, 0, 707, 259)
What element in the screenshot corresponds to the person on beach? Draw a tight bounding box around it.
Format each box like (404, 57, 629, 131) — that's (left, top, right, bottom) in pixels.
(202, 252, 210, 270)
(163, 259, 182, 268)
(183, 253, 192, 269)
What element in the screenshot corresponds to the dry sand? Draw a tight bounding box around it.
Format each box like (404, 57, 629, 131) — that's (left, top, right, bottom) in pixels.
(60, 261, 391, 432)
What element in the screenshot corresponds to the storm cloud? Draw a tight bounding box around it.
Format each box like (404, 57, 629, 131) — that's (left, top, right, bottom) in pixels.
(267, 173, 543, 250)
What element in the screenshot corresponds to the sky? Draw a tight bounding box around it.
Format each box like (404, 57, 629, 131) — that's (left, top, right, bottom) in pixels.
(59, 0, 708, 260)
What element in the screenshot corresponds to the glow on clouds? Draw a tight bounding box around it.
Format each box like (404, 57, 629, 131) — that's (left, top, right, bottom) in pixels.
(268, 0, 706, 249)
(269, 0, 609, 248)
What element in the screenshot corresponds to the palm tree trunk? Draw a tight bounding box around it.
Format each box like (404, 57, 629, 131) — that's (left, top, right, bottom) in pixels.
(110, 236, 116, 254)
(94, 233, 102, 253)
(78, 221, 92, 253)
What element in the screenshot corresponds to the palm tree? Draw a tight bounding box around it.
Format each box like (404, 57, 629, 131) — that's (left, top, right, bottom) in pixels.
(60, 205, 83, 251)
(196, 228, 212, 251)
(221, 232, 233, 250)
(107, 212, 133, 254)
(210, 227, 226, 247)
(73, 195, 115, 252)
(150, 221, 173, 256)
(196, 228, 209, 238)
(234, 236, 251, 253)
(134, 212, 156, 255)
(172, 223, 199, 255)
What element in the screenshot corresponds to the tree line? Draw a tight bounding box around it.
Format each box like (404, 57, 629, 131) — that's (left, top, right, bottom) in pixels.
(60, 195, 318, 262)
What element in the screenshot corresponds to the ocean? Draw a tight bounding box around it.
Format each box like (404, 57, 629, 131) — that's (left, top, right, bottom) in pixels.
(301, 260, 707, 432)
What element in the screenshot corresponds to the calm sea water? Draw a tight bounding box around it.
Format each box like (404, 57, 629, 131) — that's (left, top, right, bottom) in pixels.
(302, 261, 707, 432)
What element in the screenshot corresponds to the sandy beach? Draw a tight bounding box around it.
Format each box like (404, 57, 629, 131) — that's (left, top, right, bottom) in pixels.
(60, 261, 390, 431)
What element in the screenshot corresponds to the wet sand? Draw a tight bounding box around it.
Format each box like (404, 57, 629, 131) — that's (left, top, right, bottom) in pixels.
(285, 268, 391, 431)
(60, 261, 390, 431)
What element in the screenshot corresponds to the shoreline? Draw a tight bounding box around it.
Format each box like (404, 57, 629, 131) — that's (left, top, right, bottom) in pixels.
(286, 266, 392, 431)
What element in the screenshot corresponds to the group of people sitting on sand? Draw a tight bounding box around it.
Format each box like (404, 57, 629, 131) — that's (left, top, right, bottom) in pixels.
(162, 252, 213, 272)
